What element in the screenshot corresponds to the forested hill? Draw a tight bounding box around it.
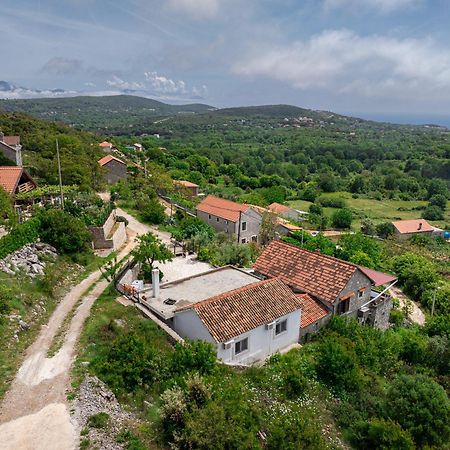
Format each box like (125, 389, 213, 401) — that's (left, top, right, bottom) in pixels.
(0, 95, 215, 133)
(1, 95, 447, 135)
(0, 112, 103, 190)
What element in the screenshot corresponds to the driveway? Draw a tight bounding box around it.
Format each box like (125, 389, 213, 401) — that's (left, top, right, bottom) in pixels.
(389, 286, 426, 326)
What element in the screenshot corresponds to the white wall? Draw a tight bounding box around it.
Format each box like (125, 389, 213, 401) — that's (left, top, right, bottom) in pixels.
(174, 309, 301, 365)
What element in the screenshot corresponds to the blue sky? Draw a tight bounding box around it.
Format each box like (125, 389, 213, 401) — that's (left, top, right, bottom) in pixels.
(2, 0, 450, 122)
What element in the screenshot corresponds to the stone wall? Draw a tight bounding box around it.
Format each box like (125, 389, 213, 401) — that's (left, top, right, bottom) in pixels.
(89, 210, 127, 250)
(369, 295, 392, 331)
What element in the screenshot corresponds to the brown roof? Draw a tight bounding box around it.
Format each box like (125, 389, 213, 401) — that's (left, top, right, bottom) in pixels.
(0, 166, 35, 194)
(253, 240, 364, 304)
(97, 155, 125, 167)
(392, 219, 434, 234)
(177, 278, 302, 342)
(2, 136, 20, 146)
(268, 202, 290, 214)
(174, 180, 199, 188)
(297, 294, 330, 328)
(196, 195, 250, 222)
(358, 267, 397, 287)
(99, 141, 112, 147)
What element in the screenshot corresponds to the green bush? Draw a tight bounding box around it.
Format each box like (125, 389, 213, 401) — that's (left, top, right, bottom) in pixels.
(422, 205, 445, 221)
(349, 419, 414, 450)
(331, 208, 353, 229)
(88, 412, 110, 429)
(140, 198, 165, 224)
(170, 341, 216, 376)
(0, 217, 40, 259)
(317, 196, 347, 208)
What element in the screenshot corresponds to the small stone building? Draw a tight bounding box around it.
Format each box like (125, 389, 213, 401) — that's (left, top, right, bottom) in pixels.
(392, 219, 436, 241)
(98, 155, 127, 184)
(0, 132, 22, 166)
(196, 195, 262, 244)
(173, 180, 199, 197)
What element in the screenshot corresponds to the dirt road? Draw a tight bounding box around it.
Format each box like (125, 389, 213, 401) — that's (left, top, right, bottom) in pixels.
(389, 286, 426, 326)
(0, 218, 148, 449)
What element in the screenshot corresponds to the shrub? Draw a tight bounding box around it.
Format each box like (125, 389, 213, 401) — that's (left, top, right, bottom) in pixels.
(0, 217, 40, 259)
(422, 205, 445, 221)
(429, 194, 447, 210)
(331, 208, 353, 229)
(386, 374, 450, 448)
(350, 419, 414, 450)
(140, 198, 165, 224)
(170, 341, 216, 376)
(317, 196, 347, 208)
(88, 412, 110, 429)
(185, 373, 211, 407)
(376, 222, 394, 239)
(160, 385, 187, 431)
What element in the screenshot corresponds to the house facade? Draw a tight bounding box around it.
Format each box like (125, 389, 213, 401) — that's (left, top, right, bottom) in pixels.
(268, 202, 305, 221)
(0, 132, 22, 166)
(98, 155, 127, 184)
(392, 219, 437, 241)
(99, 141, 113, 153)
(196, 195, 262, 244)
(253, 240, 397, 334)
(0, 167, 37, 195)
(173, 278, 302, 365)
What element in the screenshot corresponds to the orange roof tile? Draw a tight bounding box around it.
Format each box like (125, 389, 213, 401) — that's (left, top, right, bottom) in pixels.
(253, 240, 364, 304)
(297, 294, 330, 328)
(174, 180, 199, 188)
(268, 202, 290, 214)
(196, 195, 250, 222)
(97, 155, 125, 166)
(177, 278, 302, 342)
(99, 141, 113, 147)
(0, 166, 27, 194)
(392, 219, 434, 234)
(2, 136, 20, 146)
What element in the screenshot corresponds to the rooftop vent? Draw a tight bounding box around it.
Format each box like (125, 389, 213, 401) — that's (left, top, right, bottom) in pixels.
(418, 222, 423, 230)
(163, 298, 177, 305)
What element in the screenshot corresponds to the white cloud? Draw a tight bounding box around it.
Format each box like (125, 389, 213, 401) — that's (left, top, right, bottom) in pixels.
(323, 0, 422, 13)
(165, 0, 221, 19)
(234, 30, 450, 100)
(144, 71, 187, 94)
(106, 75, 144, 90)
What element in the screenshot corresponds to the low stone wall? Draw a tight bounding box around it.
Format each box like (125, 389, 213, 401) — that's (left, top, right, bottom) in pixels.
(89, 210, 127, 250)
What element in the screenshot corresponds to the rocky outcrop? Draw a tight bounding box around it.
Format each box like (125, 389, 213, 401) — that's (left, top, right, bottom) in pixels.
(0, 243, 58, 277)
(73, 376, 136, 450)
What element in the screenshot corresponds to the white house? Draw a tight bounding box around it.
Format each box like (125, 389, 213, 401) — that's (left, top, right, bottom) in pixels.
(173, 278, 302, 365)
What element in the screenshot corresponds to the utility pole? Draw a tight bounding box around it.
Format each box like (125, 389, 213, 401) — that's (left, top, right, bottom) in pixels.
(56, 139, 64, 210)
(431, 287, 438, 316)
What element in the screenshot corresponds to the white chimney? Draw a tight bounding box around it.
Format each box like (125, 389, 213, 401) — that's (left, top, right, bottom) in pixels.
(152, 268, 160, 298)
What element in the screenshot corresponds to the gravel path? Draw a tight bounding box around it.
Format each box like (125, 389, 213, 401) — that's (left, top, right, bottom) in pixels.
(389, 286, 426, 326)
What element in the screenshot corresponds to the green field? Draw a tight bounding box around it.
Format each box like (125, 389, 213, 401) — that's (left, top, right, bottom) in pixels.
(289, 192, 450, 230)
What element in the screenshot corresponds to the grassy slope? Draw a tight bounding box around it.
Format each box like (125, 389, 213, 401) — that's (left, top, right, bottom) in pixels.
(289, 192, 450, 230)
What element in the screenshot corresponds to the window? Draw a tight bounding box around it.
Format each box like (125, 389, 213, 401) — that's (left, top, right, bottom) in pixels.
(358, 289, 365, 299)
(224, 220, 228, 225)
(208, 214, 211, 220)
(241, 221, 247, 231)
(275, 319, 287, 335)
(337, 297, 350, 314)
(216, 217, 220, 222)
(235, 337, 248, 354)
(241, 238, 247, 244)
(251, 235, 257, 242)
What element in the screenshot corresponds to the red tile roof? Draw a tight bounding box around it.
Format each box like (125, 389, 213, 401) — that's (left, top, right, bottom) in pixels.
(268, 202, 290, 214)
(297, 294, 330, 328)
(392, 219, 434, 234)
(2, 136, 20, 146)
(196, 195, 250, 222)
(253, 240, 362, 304)
(358, 267, 397, 287)
(177, 278, 302, 342)
(174, 180, 199, 188)
(0, 167, 32, 194)
(97, 155, 125, 166)
(99, 141, 113, 147)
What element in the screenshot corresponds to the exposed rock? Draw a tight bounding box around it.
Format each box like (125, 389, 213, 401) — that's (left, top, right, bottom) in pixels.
(0, 243, 57, 278)
(19, 320, 30, 330)
(72, 376, 136, 450)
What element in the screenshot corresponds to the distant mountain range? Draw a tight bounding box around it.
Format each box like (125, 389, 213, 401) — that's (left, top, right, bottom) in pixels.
(0, 90, 447, 135)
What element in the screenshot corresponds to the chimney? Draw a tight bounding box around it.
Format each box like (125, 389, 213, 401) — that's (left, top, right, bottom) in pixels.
(152, 268, 160, 298)
(418, 222, 422, 231)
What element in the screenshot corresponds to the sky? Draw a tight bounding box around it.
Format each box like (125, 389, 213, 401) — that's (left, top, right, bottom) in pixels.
(2, 0, 450, 124)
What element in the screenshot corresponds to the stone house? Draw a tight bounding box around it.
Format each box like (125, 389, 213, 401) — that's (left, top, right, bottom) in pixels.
(98, 141, 113, 153)
(173, 277, 302, 365)
(253, 240, 397, 337)
(97, 155, 127, 184)
(0, 132, 22, 166)
(173, 180, 199, 197)
(392, 219, 439, 241)
(0, 166, 37, 196)
(196, 195, 262, 244)
(268, 202, 306, 221)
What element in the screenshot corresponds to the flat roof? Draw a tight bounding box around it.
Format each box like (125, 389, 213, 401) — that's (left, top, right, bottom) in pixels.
(140, 266, 259, 320)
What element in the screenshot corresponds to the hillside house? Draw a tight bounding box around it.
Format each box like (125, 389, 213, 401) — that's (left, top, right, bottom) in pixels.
(98, 141, 113, 153)
(173, 180, 199, 197)
(0, 132, 22, 166)
(392, 219, 443, 240)
(98, 155, 127, 184)
(268, 202, 307, 221)
(253, 240, 397, 337)
(196, 195, 262, 244)
(133, 143, 143, 152)
(0, 166, 36, 196)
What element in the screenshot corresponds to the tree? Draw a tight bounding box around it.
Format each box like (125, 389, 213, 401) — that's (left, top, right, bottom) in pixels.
(386, 374, 450, 448)
(331, 208, 353, 229)
(131, 232, 173, 281)
(300, 185, 318, 202)
(429, 194, 447, 210)
(140, 198, 166, 224)
(37, 208, 92, 255)
(259, 211, 277, 246)
(376, 222, 394, 239)
(422, 205, 444, 221)
(360, 218, 376, 236)
(336, 233, 381, 268)
(0, 187, 17, 229)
